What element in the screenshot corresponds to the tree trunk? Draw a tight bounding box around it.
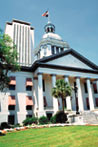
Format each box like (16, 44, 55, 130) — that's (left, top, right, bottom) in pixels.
(62, 98, 65, 113)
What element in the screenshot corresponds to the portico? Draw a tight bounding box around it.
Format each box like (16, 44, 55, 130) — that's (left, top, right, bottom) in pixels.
(34, 68, 98, 116)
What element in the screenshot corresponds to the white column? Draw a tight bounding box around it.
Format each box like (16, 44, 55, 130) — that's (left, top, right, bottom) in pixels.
(51, 74, 58, 114)
(64, 76, 72, 110)
(96, 79, 98, 93)
(86, 78, 94, 110)
(38, 73, 45, 117)
(76, 77, 84, 112)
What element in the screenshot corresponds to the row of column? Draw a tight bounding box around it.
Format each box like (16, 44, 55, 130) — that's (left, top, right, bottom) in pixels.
(37, 73, 98, 115)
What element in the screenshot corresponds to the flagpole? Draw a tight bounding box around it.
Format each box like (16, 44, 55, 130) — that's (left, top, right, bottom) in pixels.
(48, 9, 50, 23)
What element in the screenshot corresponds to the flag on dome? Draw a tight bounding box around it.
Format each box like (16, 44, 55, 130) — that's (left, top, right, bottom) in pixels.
(42, 11, 49, 17)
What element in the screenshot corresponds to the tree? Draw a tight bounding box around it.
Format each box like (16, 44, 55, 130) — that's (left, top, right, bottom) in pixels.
(52, 79, 72, 112)
(0, 29, 20, 91)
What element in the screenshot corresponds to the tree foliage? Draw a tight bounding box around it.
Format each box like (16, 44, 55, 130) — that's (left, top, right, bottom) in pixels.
(0, 29, 20, 91)
(52, 79, 72, 112)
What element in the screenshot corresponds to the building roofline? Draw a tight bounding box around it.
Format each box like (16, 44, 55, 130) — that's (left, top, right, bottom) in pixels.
(6, 19, 34, 30)
(32, 62, 98, 74)
(12, 19, 31, 26)
(35, 49, 98, 70)
(6, 22, 12, 25)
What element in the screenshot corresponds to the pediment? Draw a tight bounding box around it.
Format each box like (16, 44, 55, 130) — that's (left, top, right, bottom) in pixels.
(38, 49, 98, 71)
(45, 54, 92, 70)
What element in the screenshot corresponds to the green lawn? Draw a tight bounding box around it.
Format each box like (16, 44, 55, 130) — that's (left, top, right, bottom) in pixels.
(0, 126, 98, 147)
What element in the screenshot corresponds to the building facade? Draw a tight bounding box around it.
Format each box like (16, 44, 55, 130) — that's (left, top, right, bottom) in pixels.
(0, 19, 98, 125)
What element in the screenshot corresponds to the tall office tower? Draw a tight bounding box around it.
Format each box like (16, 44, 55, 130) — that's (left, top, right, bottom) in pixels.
(5, 19, 34, 66)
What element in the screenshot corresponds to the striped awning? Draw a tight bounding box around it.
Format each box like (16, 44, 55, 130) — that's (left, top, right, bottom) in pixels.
(26, 96, 33, 106)
(26, 78, 33, 86)
(9, 77, 16, 85)
(8, 96, 16, 105)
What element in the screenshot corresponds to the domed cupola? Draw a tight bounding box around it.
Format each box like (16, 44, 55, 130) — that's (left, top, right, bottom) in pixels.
(42, 21, 62, 41)
(44, 21, 55, 33)
(33, 21, 70, 61)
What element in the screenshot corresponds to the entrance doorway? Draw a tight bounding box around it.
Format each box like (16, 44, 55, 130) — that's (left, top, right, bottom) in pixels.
(8, 115, 15, 125)
(46, 113, 52, 120)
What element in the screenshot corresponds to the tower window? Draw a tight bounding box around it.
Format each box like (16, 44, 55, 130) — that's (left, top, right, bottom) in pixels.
(61, 48, 64, 52)
(56, 47, 59, 53)
(47, 28, 49, 32)
(51, 27, 53, 32)
(51, 46, 55, 54)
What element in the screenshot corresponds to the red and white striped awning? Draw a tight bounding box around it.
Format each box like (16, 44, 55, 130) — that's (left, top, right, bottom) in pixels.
(26, 96, 33, 106)
(9, 77, 16, 85)
(26, 78, 33, 86)
(8, 96, 16, 105)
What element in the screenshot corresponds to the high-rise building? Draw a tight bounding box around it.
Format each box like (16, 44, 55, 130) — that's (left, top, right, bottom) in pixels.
(5, 19, 34, 66)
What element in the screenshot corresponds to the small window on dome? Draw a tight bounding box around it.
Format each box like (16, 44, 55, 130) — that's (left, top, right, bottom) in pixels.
(51, 46, 55, 54)
(47, 28, 49, 32)
(61, 48, 64, 52)
(51, 28, 53, 32)
(56, 47, 59, 54)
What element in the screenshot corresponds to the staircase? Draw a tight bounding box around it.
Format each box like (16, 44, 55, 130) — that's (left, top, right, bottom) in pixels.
(82, 111, 98, 124)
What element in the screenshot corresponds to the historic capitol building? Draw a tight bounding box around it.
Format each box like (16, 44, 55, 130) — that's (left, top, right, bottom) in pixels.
(0, 19, 98, 125)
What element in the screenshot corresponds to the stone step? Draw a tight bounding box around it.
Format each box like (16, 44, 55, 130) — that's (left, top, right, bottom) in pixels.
(82, 112, 98, 124)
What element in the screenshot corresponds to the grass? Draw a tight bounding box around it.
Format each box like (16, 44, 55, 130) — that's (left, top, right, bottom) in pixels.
(0, 126, 98, 147)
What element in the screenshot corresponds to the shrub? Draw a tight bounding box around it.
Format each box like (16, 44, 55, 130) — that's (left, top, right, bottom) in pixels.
(23, 117, 38, 126)
(55, 111, 67, 123)
(39, 116, 49, 125)
(50, 115, 56, 124)
(30, 117, 38, 124)
(14, 123, 21, 128)
(0, 122, 11, 129)
(23, 118, 30, 126)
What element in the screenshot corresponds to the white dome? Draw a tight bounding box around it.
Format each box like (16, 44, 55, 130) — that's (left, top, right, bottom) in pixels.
(42, 32, 62, 41)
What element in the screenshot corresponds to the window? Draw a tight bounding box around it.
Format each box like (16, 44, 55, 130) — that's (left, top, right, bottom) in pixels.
(26, 86, 32, 91)
(51, 27, 53, 32)
(93, 83, 97, 93)
(9, 76, 16, 90)
(84, 83, 88, 93)
(46, 113, 52, 120)
(76, 97, 79, 111)
(43, 80, 45, 92)
(26, 115, 32, 118)
(43, 96, 47, 107)
(61, 48, 64, 52)
(8, 96, 16, 109)
(86, 97, 90, 110)
(56, 47, 59, 53)
(26, 105, 32, 110)
(95, 98, 98, 107)
(51, 46, 55, 54)
(8, 105, 15, 110)
(9, 85, 16, 90)
(26, 78, 33, 91)
(26, 96, 33, 110)
(8, 115, 15, 125)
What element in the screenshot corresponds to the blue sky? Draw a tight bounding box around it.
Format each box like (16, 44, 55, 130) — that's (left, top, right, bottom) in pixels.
(0, 0, 98, 64)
